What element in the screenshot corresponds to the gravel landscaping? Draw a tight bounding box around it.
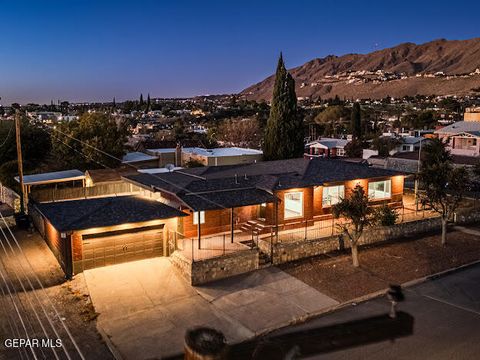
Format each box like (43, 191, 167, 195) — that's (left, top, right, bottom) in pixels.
(280, 229, 480, 302)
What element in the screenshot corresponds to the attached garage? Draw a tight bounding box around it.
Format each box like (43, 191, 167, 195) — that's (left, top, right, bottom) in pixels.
(80, 225, 165, 270)
(31, 195, 186, 277)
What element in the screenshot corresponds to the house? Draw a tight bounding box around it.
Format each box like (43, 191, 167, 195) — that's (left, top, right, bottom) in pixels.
(393, 136, 431, 153)
(124, 157, 405, 239)
(181, 147, 263, 166)
(305, 138, 350, 157)
(121, 152, 160, 168)
(146, 146, 264, 167)
(30, 157, 406, 278)
(435, 121, 480, 156)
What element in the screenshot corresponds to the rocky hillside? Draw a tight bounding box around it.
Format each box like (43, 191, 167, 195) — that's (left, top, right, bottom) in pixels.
(241, 38, 480, 100)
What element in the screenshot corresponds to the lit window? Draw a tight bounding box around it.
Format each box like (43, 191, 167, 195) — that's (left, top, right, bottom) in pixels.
(322, 185, 345, 207)
(336, 148, 345, 157)
(284, 192, 303, 219)
(368, 180, 391, 199)
(193, 211, 205, 225)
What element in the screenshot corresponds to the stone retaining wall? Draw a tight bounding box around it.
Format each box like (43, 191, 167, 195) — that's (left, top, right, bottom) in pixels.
(170, 250, 259, 285)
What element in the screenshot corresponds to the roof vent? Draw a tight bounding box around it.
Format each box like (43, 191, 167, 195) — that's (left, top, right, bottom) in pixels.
(244, 173, 248, 180)
(234, 174, 239, 184)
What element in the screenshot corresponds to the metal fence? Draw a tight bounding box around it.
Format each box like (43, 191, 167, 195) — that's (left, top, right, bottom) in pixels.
(168, 229, 254, 262)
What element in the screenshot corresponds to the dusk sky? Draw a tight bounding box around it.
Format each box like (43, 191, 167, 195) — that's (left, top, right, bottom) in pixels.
(1, 0, 479, 105)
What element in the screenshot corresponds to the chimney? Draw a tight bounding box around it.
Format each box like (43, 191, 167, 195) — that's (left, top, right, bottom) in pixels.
(234, 174, 239, 184)
(175, 142, 182, 167)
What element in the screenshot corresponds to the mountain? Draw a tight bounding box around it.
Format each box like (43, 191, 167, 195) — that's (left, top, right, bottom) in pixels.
(241, 38, 480, 100)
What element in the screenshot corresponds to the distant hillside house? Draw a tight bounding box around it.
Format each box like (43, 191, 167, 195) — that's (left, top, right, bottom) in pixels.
(305, 138, 350, 157)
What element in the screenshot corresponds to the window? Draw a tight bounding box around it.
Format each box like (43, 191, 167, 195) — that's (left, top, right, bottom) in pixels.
(336, 148, 345, 157)
(284, 192, 303, 219)
(193, 211, 205, 225)
(322, 185, 345, 207)
(368, 180, 391, 199)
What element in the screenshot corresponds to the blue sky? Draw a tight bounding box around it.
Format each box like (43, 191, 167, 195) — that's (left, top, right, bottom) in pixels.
(1, 0, 479, 104)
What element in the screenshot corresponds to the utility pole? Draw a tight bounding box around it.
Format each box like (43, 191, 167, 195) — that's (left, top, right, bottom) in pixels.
(15, 110, 27, 214)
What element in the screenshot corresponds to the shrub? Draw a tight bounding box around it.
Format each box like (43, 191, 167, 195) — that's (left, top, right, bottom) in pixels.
(375, 205, 398, 226)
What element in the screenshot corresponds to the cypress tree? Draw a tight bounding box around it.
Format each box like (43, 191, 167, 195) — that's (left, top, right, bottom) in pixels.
(351, 102, 362, 139)
(139, 93, 144, 106)
(146, 93, 151, 113)
(262, 53, 303, 160)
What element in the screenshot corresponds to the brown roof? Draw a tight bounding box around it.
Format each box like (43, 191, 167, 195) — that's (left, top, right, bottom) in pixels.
(86, 168, 138, 184)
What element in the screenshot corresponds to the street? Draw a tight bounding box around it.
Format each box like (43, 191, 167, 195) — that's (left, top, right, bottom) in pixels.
(230, 263, 480, 359)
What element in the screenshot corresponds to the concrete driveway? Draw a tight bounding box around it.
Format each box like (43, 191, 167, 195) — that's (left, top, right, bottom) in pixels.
(84, 258, 338, 359)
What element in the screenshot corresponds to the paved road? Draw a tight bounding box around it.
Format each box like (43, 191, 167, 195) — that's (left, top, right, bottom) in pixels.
(238, 263, 480, 359)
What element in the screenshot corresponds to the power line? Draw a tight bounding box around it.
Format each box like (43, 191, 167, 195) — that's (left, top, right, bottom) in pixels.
(0, 225, 68, 360)
(0, 120, 14, 148)
(0, 266, 37, 359)
(0, 269, 28, 360)
(0, 212, 86, 360)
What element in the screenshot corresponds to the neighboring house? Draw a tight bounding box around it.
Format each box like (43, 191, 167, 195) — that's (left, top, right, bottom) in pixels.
(147, 146, 264, 167)
(181, 147, 263, 166)
(435, 121, 480, 156)
(305, 138, 350, 157)
(393, 136, 431, 153)
(122, 151, 160, 168)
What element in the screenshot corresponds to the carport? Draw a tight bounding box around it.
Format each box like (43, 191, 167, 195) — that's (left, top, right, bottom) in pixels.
(31, 195, 186, 277)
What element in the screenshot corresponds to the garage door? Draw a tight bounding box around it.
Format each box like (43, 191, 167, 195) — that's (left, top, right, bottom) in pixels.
(81, 225, 164, 270)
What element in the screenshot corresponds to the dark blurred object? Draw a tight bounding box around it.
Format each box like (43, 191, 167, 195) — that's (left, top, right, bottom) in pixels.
(184, 327, 227, 360)
(14, 213, 30, 229)
(387, 284, 405, 319)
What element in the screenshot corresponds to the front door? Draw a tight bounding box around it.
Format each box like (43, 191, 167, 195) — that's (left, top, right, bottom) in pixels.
(258, 203, 267, 220)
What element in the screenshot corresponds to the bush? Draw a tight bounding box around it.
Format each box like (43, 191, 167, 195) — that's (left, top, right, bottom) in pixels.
(375, 205, 398, 226)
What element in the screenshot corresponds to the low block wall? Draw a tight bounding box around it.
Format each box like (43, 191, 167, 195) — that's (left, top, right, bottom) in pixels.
(170, 250, 259, 285)
(455, 209, 480, 225)
(258, 236, 340, 265)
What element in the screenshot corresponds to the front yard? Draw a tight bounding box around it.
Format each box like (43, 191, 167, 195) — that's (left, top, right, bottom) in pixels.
(280, 228, 480, 302)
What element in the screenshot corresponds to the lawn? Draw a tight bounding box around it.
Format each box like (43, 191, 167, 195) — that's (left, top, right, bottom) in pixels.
(279, 229, 480, 302)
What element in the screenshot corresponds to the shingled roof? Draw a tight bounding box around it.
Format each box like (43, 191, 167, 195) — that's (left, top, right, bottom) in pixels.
(123, 158, 404, 211)
(35, 195, 186, 232)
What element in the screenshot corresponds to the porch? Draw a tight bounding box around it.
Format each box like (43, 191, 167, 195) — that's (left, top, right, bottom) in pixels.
(170, 201, 438, 262)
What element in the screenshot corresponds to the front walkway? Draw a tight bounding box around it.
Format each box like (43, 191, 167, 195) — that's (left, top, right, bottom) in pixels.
(83, 258, 338, 359)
